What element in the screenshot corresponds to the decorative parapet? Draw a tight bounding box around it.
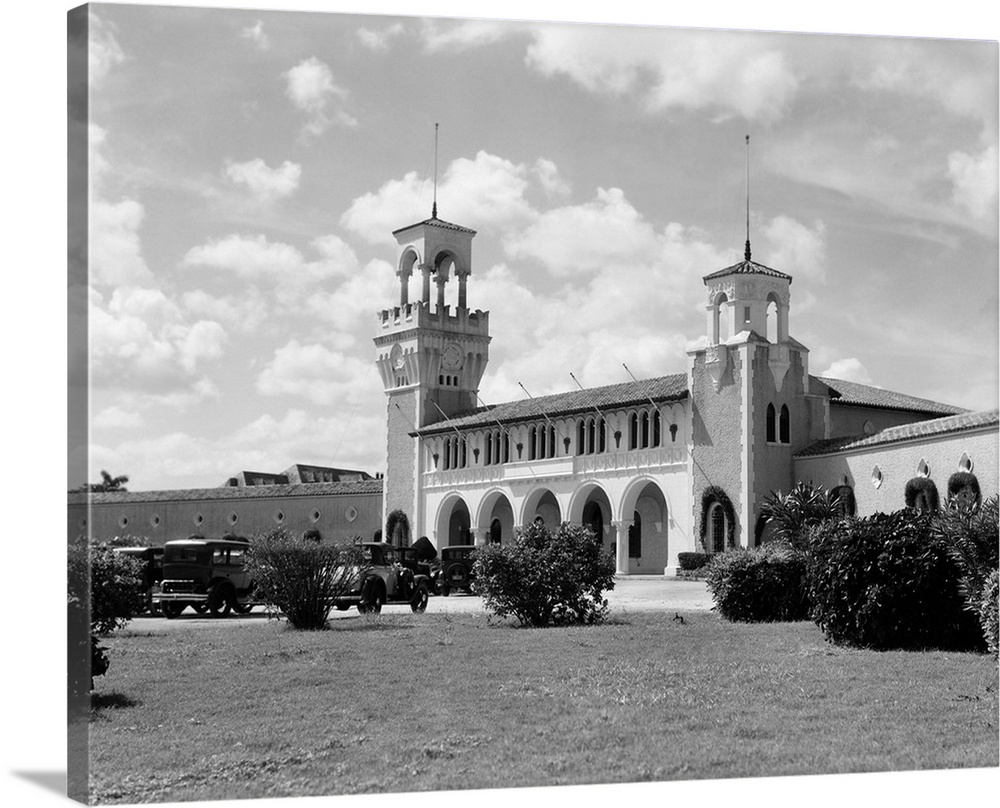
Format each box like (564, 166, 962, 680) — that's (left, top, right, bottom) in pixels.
(376, 301, 490, 337)
(422, 446, 686, 490)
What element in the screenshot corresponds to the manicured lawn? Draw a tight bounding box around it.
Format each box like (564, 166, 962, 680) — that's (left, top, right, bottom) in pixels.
(86, 610, 998, 803)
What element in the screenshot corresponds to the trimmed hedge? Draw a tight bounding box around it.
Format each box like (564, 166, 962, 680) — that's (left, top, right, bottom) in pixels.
(704, 542, 810, 623)
(948, 471, 982, 509)
(677, 552, 710, 571)
(904, 477, 940, 512)
(806, 510, 982, 651)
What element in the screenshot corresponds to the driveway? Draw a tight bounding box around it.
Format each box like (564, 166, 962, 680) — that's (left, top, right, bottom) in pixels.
(135, 576, 711, 631)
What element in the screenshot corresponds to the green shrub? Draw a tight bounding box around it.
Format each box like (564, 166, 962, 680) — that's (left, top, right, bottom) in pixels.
(704, 543, 809, 622)
(758, 482, 839, 550)
(806, 510, 982, 651)
(979, 569, 999, 658)
(677, 552, 710, 571)
(67, 539, 146, 695)
(385, 510, 410, 544)
(472, 521, 616, 627)
(247, 529, 369, 630)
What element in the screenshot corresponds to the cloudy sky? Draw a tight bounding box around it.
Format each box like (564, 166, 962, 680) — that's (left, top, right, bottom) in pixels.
(75, 1, 998, 492)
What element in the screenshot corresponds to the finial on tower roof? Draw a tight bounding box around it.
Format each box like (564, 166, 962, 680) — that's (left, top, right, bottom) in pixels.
(744, 134, 751, 262)
(432, 122, 439, 219)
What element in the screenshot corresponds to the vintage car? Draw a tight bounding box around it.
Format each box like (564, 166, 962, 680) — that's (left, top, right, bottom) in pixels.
(155, 536, 258, 618)
(436, 544, 478, 596)
(333, 542, 431, 613)
(112, 545, 164, 614)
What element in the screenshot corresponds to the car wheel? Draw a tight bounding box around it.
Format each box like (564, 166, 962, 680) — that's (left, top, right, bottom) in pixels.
(410, 581, 430, 613)
(232, 602, 253, 614)
(161, 602, 184, 619)
(208, 585, 233, 617)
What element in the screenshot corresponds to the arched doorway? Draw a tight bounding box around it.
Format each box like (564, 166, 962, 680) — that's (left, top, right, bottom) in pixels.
(574, 485, 613, 551)
(437, 496, 473, 547)
(620, 479, 669, 572)
(521, 488, 561, 528)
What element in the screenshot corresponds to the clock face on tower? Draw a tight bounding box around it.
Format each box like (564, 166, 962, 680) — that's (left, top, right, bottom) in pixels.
(441, 343, 463, 371)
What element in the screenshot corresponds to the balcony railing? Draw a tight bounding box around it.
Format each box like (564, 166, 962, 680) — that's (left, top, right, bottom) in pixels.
(423, 446, 685, 489)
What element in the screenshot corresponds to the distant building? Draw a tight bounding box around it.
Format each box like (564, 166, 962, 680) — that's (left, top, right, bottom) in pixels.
(69, 465, 384, 546)
(373, 213, 997, 574)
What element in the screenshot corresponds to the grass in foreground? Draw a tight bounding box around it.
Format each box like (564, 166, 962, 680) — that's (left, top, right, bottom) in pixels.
(86, 609, 998, 803)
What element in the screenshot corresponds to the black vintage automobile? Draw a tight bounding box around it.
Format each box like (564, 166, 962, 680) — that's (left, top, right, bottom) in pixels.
(435, 544, 478, 596)
(333, 542, 432, 614)
(155, 536, 258, 618)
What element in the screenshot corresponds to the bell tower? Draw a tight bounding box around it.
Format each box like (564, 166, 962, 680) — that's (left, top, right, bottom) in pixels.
(374, 213, 491, 540)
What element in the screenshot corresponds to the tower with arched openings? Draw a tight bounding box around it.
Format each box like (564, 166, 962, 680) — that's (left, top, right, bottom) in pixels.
(374, 213, 491, 540)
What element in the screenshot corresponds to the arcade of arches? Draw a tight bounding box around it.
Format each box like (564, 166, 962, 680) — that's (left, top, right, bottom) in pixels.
(432, 479, 671, 574)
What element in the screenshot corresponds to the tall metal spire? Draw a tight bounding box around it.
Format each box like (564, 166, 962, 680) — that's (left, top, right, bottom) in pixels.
(432, 122, 439, 219)
(744, 134, 751, 261)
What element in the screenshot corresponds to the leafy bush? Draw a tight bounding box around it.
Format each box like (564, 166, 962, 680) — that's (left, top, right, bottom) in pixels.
(758, 482, 839, 550)
(385, 509, 410, 544)
(947, 471, 982, 509)
(472, 521, 615, 627)
(979, 569, 999, 658)
(704, 543, 810, 622)
(247, 528, 369, 629)
(677, 552, 710, 571)
(806, 510, 982, 651)
(67, 539, 146, 695)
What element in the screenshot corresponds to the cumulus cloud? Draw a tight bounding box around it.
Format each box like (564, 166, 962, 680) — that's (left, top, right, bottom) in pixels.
(357, 22, 404, 51)
(534, 158, 570, 197)
(256, 340, 373, 405)
(948, 145, 999, 220)
(224, 158, 301, 202)
(90, 198, 155, 286)
(420, 19, 512, 53)
(92, 406, 145, 430)
(180, 288, 270, 333)
(525, 26, 799, 123)
(820, 358, 875, 386)
(284, 57, 356, 136)
(89, 11, 125, 87)
(759, 216, 827, 281)
(90, 287, 228, 394)
(241, 20, 271, 50)
(341, 151, 536, 244)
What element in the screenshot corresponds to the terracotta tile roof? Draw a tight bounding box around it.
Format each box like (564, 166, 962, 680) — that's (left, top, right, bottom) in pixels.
(391, 216, 477, 236)
(813, 376, 966, 415)
(417, 373, 689, 435)
(703, 258, 793, 282)
(68, 479, 384, 505)
(795, 409, 999, 458)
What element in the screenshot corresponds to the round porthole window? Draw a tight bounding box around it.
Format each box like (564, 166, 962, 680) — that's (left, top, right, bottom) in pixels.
(228, 512, 239, 525)
(917, 459, 930, 478)
(78, 517, 88, 530)
(150, 514, 161, 528)
(118, 515, 129, 528)
(959, 453, 974, 473)
(871, 465, 883, 489)
(274, 511, 285, 524)
(194, 513, 204, 526)
(311, 509, 322, 523)
(345, 506, 358, 523)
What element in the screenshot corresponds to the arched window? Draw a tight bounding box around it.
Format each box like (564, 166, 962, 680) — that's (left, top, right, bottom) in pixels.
(503, 433, 510, 463)
(766, 403, 776, 442)
(548, 425, 556, 458)
(528, 426, 537, 460)
(490, 518, 502, 545)
(587, 418, 596, 454)
(629, 412, 638, 449)
(641, 411, 650, 448)
(598, 418, 606, 453)
(628, 511, 642, 558)
(443, 438, 451, 471)
(652, 411, 661, 447)
(484, 433, 492, 466)
(710, 504, 727, 553)
(713, 292, 730, 343)
(669, 423, 678, 443)
(577, 420, 585, 455)
(779, 405, 790, 444)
